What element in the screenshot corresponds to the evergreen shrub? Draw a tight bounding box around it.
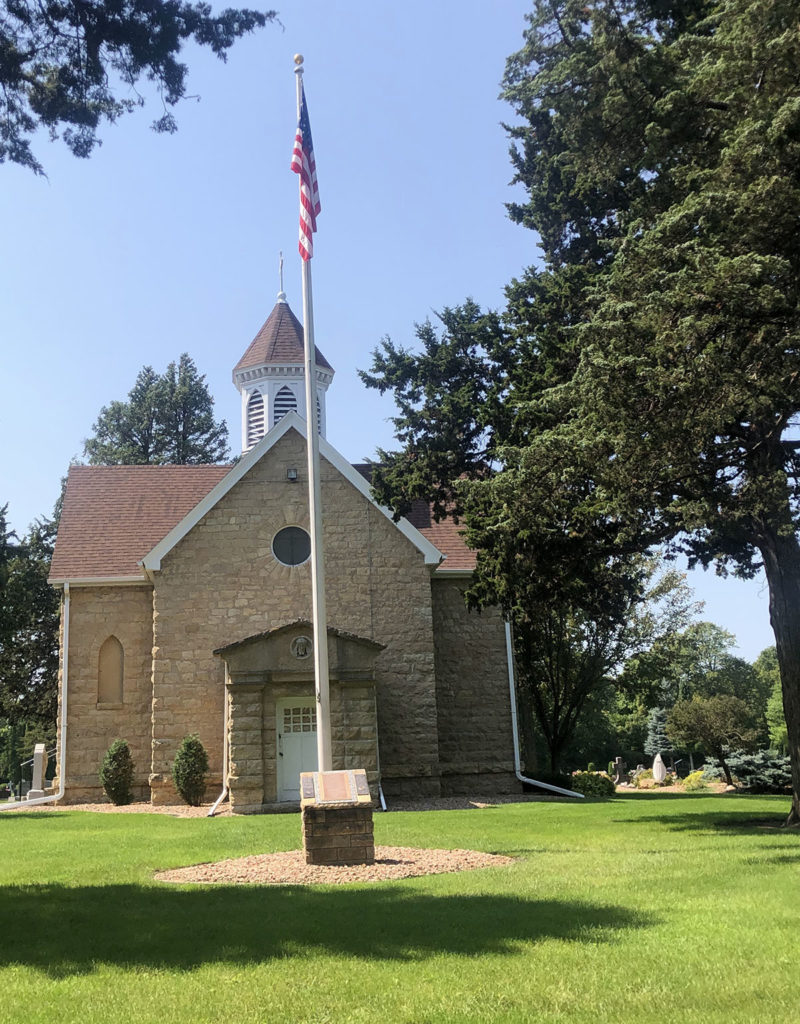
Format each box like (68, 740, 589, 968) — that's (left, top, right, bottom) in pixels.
(682, 770, 708, 792)
(99, 738, 135, 805)
(171, 734, 209, 805)
(571, 770, 615, 797)
(703, 750, 791, 793)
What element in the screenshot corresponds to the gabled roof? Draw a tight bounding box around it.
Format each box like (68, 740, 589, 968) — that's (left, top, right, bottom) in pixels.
(405, 501, 477, 572)
(214, 621, 386, 657)
(49, 464, 231, 582)
(352, 466, 477, 573)
(234, 300, 333, 374)
(49, 414, 452, 583)
(141, 412, 442, 571)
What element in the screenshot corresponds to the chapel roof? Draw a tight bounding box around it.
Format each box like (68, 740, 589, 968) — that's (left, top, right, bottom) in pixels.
(234, 300, 333, 374)
(352, 464, 476, 572)
(49, 464, 231, 580)
(50, 458, 475, 582)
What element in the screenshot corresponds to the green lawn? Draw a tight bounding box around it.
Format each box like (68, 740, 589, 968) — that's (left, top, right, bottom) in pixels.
(0, 793, 797, 1023)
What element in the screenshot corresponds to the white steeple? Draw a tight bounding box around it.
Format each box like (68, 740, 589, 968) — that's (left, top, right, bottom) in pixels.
(232, 284, 334, 453)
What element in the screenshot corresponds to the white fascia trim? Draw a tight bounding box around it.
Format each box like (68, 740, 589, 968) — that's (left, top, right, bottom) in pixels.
(49, 575, 149, 587)
(317, 437, 443, 568)
(140, 411, 444, 571)
(233, 363, 334, 391)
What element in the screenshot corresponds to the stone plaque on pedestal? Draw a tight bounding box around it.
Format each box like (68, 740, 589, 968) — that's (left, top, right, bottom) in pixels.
(300, 769, 374, 866)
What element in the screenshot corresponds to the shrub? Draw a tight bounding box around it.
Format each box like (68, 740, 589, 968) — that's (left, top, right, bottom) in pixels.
(171, 734, 209, 806)
(571, 770, 615, 797)
(703, 750, 791, 793)
(99, 739, 135, 805)
(682, 770, 708, 792)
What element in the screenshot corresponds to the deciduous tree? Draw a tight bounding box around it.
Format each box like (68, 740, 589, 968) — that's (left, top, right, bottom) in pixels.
(667, 695, 760, 786)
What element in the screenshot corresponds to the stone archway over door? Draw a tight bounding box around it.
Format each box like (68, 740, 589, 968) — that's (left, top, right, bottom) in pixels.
(214, 621, 385, 814)
(276, 697, 318, 800)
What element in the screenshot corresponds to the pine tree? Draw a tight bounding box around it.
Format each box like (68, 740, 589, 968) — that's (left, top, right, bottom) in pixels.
(644, 708, 671, 761)
(2, 3, 276, 174)
(0, 505, 59, 727)
(84, 355, 229, 466)
(498, 0, 800, 823)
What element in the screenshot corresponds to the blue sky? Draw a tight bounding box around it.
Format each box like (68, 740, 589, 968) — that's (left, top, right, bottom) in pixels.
(0, 0, 773, 660)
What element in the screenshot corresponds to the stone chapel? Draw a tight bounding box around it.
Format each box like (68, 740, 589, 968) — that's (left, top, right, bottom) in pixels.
(48, 295, 520, 810)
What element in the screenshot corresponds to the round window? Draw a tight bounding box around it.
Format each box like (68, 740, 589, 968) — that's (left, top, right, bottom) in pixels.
(272, 526, 311, 566)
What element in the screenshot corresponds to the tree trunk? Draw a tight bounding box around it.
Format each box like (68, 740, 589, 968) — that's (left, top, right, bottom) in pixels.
(717, 755, 733, 788)
(758, 528, 800, 825)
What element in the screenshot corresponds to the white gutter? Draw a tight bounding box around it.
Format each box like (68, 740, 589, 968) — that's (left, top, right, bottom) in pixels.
(1, 583, 70, 812)
(374, 685, 388, 811)
(207, 681, 230, 817)
(505, 621, 583, 800)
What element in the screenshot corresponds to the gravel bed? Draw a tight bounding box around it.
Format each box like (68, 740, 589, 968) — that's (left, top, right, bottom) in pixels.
(10, 793, 558, 816)
(154, 846, 514, 886)
(9, 800, 226, 817)
(11, 795, 524, 885)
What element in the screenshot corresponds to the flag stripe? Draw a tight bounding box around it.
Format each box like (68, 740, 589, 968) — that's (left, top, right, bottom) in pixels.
(291, 85, 320, 261)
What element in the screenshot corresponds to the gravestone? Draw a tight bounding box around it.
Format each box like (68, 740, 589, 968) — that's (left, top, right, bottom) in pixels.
(300, 769, 374, 866)
(26, 744, 47, 800)
(652, 752, 667, 783)
(612, 757, 629, 786)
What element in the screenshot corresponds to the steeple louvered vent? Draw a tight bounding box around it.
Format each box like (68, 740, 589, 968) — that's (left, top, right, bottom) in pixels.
(246, 391, 265, 450)
(273, 386, 298, 426)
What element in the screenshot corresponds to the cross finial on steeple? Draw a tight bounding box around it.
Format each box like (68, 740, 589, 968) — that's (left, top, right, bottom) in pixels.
(277, 251, 286, 302)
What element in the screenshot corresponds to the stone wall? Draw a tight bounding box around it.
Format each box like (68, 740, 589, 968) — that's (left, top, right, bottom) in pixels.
(226, 677, 380, 813)
(57, 585, 153, 802)
(431, 577, 520, 796)
(151, 428, 440, 805)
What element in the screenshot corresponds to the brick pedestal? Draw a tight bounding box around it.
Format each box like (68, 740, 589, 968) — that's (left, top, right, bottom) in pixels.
(301, 804, 375, 865)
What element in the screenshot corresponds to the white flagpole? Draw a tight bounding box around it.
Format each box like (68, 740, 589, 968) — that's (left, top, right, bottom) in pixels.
(294, 56, 332, 772)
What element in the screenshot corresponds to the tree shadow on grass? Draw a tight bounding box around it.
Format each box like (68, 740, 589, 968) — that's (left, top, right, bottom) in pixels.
(0, 884, 655, 977)
(610, 796, 795, 835)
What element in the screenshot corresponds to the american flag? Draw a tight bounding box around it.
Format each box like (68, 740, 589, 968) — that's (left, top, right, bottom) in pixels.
(291, 84, 321, 261)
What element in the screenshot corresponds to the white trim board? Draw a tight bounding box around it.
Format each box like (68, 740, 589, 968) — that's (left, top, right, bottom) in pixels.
(49, 575, 150, 587)
(140, 411, 444, 572)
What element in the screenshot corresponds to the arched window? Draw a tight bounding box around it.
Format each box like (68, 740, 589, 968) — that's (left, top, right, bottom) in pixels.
(273, 385, 297, 426)
(98, 636, 124, 704)
(246, 391, 265, 450)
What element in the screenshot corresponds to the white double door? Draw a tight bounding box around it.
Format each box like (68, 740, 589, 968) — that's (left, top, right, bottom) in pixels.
(276, 697, 319, 801)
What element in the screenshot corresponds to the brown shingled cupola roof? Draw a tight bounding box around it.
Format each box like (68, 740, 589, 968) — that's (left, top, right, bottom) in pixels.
(234, 300, 333, 374)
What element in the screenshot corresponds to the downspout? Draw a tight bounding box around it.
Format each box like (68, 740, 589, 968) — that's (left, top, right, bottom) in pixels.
(371, 685, 388, 810)
(505, 621, 583, 800)
(207, 675, 230, 817)
(1, 582, 70, 812)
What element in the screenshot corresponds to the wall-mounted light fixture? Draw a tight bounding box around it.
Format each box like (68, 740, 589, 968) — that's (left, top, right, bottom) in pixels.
(287, 467, 298, 482)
